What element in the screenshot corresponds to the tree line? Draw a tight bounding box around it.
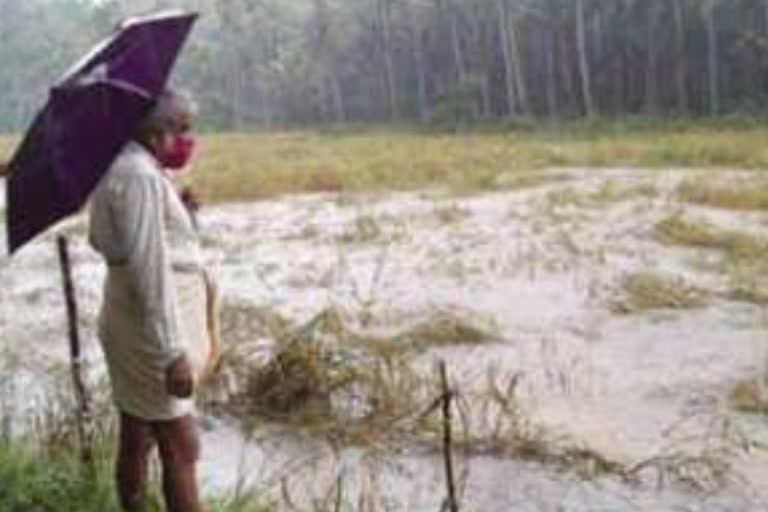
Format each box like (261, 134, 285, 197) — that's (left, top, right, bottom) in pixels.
(1, 0, 768, 131)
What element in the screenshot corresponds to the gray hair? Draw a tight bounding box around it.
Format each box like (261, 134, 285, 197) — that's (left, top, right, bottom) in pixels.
(136, 88, 198, 140)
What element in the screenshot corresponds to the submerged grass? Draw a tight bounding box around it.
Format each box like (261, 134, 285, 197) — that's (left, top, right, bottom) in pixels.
(545, 179, 659, 211)
(213, 305, 500, 447)
(654, 214, 768, 305)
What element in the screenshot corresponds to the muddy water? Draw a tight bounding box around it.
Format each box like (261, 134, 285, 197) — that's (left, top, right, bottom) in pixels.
(3, 170, 768, 510)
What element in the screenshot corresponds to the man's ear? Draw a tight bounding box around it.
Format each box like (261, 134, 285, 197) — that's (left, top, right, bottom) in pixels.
(146, 131, 165, 155)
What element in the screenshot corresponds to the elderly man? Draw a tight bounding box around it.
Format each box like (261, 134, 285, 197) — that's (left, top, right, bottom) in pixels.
(89, 89, 212, 512)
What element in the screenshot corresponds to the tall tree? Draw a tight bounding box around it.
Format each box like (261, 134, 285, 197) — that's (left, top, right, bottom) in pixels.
(3, 0, 768, 130)
(496, 0, 517, 116)
(575, 0, 597, 117)
(703, 0, 720, 115)
(376, 0, 400, 121)
(644, 0, 662, 114)
(672, 0, 689, 114)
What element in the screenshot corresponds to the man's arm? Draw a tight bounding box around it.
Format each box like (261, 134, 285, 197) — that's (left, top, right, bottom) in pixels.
(0, 161, 7, 177)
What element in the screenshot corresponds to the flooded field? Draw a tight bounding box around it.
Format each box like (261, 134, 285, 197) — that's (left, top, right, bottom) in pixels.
(3, 168, 768, 510)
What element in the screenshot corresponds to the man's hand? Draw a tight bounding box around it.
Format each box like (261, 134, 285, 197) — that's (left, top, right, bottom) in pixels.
(165, 355, 194, 398)
(0, 162, 7, 177)
(180, 186, 201, 213)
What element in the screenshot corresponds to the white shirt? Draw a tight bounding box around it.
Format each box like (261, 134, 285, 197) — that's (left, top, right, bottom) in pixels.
(89, 141, 202, 420)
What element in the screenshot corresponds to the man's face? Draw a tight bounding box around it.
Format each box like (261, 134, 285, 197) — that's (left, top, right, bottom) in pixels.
(153, 109, 198, 171)
(156, 111, 194, 156)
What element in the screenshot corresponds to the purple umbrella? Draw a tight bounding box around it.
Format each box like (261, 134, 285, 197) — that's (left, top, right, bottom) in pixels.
(5, 10, 199, 254)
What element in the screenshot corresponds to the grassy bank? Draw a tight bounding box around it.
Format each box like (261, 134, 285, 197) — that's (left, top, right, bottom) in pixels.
(0, 443, 118, 512)
(0, 441, 271, 512)
(2, 122, 768, 202)
(191, 127, 768, 202)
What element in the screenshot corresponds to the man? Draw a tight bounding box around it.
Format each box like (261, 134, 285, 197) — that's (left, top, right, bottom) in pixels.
(89, 89, 211, 512)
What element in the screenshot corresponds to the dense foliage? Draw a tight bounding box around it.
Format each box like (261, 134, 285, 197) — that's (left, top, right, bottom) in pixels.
(1, 0, 768, 131)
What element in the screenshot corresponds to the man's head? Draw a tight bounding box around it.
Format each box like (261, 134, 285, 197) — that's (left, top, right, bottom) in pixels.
(135, 88, 198, 170)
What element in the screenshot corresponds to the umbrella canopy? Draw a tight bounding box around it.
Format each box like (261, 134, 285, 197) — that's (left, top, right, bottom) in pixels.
(5, 10, 199, 254)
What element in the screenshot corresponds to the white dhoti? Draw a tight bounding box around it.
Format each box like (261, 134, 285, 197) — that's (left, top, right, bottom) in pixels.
(100, 268, 220, 421)
(175, 269, 221, 382)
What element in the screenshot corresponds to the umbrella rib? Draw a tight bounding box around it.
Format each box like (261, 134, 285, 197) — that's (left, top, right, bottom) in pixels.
(100, 79, 154, 100)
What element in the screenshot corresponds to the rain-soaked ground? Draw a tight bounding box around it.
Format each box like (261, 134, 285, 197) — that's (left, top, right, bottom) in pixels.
(3, 169, 768, 511)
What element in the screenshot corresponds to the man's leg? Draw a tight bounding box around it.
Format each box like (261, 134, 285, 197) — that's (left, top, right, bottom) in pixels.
(152, 415, 203, 512)
(117, 412, 155, 512)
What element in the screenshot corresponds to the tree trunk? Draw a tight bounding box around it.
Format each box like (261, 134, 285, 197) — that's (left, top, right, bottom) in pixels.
(468, 3, 489, 118)
(705, 1, 719, 115)
(449, 2, 478, 120)
(765, 0, 768, 32)
(450, 5, 465, 84)
(378, 0, 399, 121)
(545, 25, 558, 118)
(260, 84, 273, 129)
(496, 0, 517, 116)
(329, 72, 346, 124)
(575, 0, 597, 117)
(217, 0, 244, 129)
(673, 0, 689, 114)
(481, 74, 492, 118)
(414, 27, 430, 124)
(558, 31, 576, 114)
(509, 24, 530, 116)
(644, 0, 661, 114)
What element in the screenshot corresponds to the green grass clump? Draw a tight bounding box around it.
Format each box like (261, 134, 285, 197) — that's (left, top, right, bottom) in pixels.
(590, 179, 659, 203)
(394, 308, 499, 348)
(434, 203, 471, 224)
(655, 214, 728, 248)
(729, 285, 768, 305)
(655, 215, 768, 307)
(545, 180, 659, 210)
(336, 215, 385, 245)
(0, 445, 119, 512)
(730, 378, 767, 413)
(678, 177, 768, 211)
(492, 170, 572, 190)
(612, 272, 709, 314)
(655, 214, 767, 261)
(0, 442, 273, 512)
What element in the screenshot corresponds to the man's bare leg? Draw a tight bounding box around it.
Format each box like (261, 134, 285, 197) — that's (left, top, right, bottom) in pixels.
(117, 412, 155, 512)
(153, 414, 203, 512)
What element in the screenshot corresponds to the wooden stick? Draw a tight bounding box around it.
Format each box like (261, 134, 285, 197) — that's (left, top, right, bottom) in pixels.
(56, 235, 92, 466)
(439, 360, 459, 512)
